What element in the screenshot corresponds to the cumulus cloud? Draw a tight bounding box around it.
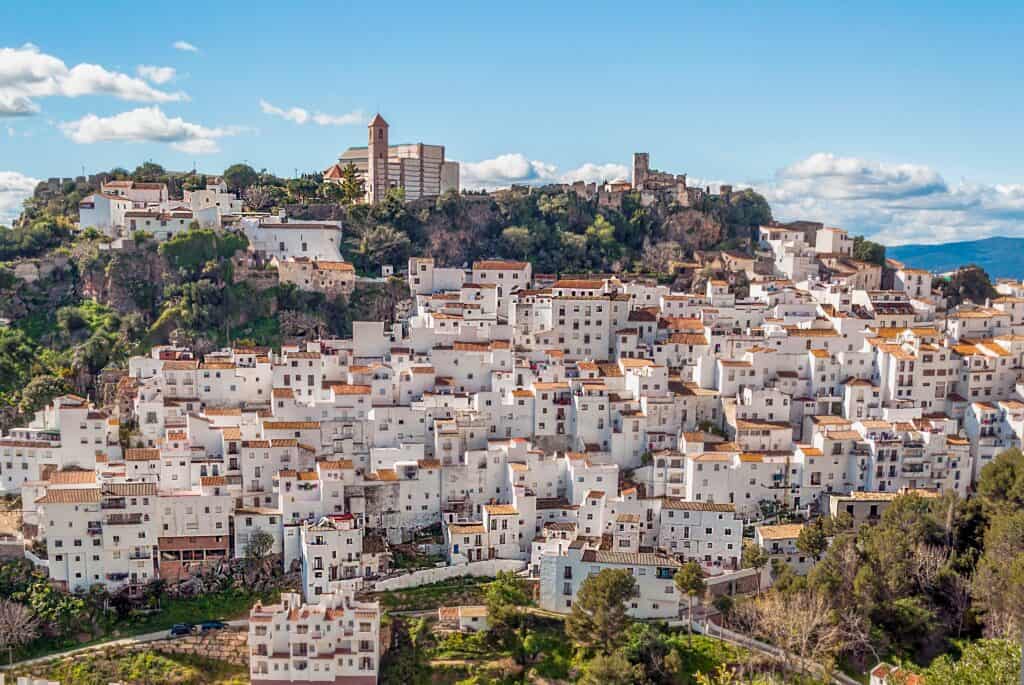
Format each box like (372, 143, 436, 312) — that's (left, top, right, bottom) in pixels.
(0, 171, 39, 225)
(753, 152, 1024, 245)
(59, 106, 240, 154)
(0, 44, 187, 116)
(136, 65, 176, 85)
(461, 153, 626, 189)
(561, 162, 630, 185)
(258, 99, 364, 126)
(172, 41, 199, 53)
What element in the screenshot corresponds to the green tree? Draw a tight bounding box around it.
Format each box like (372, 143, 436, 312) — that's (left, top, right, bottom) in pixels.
(131, 162, 166, 182)
(939, 264, 998, 306)
(977, 447, 1024, 514)
(741, 541, 770, 596)
(222, 164, 259, 193)
(796, 520, 829, 562)
(18, 374, 70, 416)
(339, 162, 365, 205)
(565, 568, 637, 653)
(973, 511, 1024, 641)
(357, 225, 411, 270)
(483, 571, 532, 666)
(675, 561, 706, 642)
(21, 580, 85, 637)
(245, 528, 275, 561)
(577, 650, 643, 685)
(922, 638, 1020, 685)
(500, 226, 533, 260)
(852, 235, 886, 265)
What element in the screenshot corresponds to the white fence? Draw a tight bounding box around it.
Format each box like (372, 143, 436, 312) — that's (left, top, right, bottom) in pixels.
(373, 559, 526, 592)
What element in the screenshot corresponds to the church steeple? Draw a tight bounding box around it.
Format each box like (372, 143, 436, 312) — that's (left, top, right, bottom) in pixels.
(367, 113, 390, 204)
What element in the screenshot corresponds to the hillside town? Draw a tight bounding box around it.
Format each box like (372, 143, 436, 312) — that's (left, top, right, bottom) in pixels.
(1, 95, 1023, 685)
(5, 123, 1024, 682)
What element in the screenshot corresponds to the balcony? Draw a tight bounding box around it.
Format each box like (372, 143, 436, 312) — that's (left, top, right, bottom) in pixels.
(129, 551, 152, 561)
(105, 513, 143, 526)
(100, 499, 126, 510)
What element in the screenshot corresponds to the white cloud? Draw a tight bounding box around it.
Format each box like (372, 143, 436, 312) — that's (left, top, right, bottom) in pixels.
(59, 106, 240, 155)
(172, 41, 199, 53)
(259, 99, 364, 126)
(752, 152, 1024, 245)
(561, 162, 629, 185)
(0, 171, 39, 225)
(136, 65, 176, 85)
(0, 44, 187, 116)
(461, 154, 627, 190)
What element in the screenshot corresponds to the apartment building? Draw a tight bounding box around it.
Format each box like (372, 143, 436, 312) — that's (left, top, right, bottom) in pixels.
(249, 581, 380, 684)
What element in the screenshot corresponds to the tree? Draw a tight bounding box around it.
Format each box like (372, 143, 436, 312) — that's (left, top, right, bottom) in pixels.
(131, 162, 166, 182)
(940, 264, 998, 307)
(483, 571, 532, 665)
(675, 561, 706, 642)
(338, 162, 365, 205)
(973, 511, 1024, 641)
(742, 541, 770, 596)
(500, 226, 533, 260)
(244, 185, 275, 211)
(977, 448, 1024, 514)
(577, 650, 644, 685)
(852, 236, 886, 265)
(223, 164, 259, 193)
(566, 568, 637, 653)
(741, 590, 843, 677)
(245, 528, 275, 561)
(922, 638, 1020, 685)
(0, 599, 39, 663)
(18, 374, 69, 416)
(21, 580, 83, 637)
(357, 225, 411, 269)
(796, 521, 829, 562)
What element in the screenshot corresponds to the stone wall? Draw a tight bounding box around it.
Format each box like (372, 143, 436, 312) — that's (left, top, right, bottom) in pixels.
(139, 627, 249, 666)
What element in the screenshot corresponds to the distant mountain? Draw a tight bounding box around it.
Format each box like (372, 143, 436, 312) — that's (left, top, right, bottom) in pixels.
(888, 236, 1024, 279)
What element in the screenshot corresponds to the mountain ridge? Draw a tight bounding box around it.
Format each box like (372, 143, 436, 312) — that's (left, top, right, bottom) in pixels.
(888, 235, 1024, 279)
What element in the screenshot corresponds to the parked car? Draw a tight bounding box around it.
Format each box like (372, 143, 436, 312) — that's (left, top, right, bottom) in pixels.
(200, 620, 228, 632)
(169, 623, 194, 637)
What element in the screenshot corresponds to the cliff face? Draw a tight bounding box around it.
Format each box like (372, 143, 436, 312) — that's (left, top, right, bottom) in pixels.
(81, 246, 169, 318)
(0, 256, 78, 321)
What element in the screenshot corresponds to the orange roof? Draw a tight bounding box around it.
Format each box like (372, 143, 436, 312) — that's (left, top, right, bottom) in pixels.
(552, 279, 603, 289)
(473, 260, 528, 270)
(329, 383, 372, 395)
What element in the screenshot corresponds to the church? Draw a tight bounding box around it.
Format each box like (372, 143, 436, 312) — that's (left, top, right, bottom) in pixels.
(324, 113, 460, 204)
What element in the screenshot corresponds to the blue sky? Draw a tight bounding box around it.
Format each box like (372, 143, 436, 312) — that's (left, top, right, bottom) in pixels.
(2, 1, 1023, 244)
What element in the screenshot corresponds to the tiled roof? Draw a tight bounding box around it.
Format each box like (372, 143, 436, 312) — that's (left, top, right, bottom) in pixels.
(125, 448, 160, 461)
(37, 488, 101, 504)
(661, 499, 735, 512)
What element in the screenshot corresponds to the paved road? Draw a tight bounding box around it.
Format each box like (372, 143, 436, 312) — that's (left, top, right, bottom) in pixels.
(0, 619, 249, 671)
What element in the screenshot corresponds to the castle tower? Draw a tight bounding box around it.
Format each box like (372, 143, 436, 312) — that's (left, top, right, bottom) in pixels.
(632, 152, 649, 190)
(367, 113, 389, 204)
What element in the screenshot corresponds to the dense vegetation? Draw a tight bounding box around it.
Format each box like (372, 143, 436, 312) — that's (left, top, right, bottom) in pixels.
(379, 572, 786, 685)
(18, 649, 247, 685)
(724, 448, 1024, 682)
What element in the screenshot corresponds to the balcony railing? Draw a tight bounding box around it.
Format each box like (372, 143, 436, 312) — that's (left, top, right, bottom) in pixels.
(105, 513, 143, 526)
